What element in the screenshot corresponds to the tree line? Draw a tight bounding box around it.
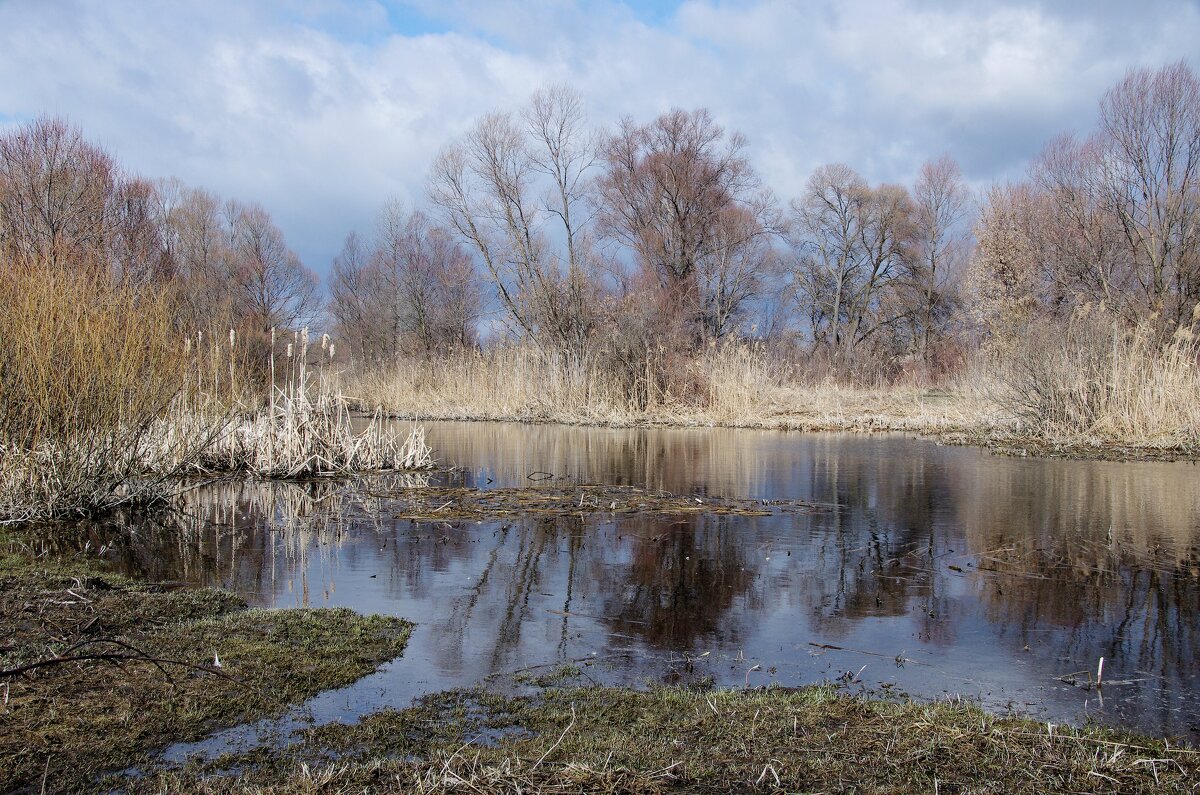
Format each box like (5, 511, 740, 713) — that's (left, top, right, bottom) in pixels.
(2, 60, 1197, 399)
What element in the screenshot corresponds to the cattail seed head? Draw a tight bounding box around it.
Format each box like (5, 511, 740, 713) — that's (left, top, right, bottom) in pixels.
(329, 343, 335, 359)
(321, 333, 329, 353)
(286, 343, 294, 358)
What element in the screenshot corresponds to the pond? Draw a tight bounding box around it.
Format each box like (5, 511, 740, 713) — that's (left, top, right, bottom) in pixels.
(55, 422, 1200, 755)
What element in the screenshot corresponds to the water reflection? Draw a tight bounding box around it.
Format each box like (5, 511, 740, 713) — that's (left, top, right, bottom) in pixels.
(34, 424, 1200, 744)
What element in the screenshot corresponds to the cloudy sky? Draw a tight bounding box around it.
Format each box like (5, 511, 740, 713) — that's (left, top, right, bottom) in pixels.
(2, 0, 1197, 274)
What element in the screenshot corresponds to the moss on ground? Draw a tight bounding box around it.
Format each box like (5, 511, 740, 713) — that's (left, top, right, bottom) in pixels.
(0, 531, 413, 794)
(126, 683, 1199, 794)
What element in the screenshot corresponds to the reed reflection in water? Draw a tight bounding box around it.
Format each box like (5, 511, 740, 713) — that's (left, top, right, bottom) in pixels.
(52, 423, 1200, 742)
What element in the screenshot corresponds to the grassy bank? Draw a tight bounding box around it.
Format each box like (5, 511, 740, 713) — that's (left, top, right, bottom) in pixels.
(0, 530, 413, 794)
(129, 682, 1199, 794)
(348, 344, 996, 432)
(346, 337, 1200, 460)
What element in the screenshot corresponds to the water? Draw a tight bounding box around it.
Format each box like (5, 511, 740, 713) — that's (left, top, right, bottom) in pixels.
(56, 422, 1200, 756)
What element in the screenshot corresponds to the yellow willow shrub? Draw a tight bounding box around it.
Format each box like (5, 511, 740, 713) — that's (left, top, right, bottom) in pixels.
(0, 264, 188, 518)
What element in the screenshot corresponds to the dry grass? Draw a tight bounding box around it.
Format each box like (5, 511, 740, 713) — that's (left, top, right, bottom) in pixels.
(0, 265, 434, 521)
(989, 310, 1200, 452)
(0, 266, 198, 520)
(0, 568, 413, 794)
(347, 324, 1200, 458)
(182, 327, 434, 476)
(124, 684, 1200, 794)
(346, 342, 996, 436)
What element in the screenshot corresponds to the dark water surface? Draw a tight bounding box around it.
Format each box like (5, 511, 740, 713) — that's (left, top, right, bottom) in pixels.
(60, 422, 1200, 756)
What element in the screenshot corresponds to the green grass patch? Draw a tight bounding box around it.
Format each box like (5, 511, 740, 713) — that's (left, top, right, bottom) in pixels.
(0, 541, 412, 793)
(126, 684, 1199, 794)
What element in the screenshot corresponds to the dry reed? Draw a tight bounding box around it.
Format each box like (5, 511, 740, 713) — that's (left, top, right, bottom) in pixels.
(0, 266, 197, 520)
(0, 266, 434, 521)
(345, 341, 995, 435)
(990, 309, 1200, 450)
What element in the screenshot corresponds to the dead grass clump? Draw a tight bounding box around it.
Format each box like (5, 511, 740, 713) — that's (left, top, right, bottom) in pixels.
(991, 309, 1200, 451)
(190, 394, 434, 477)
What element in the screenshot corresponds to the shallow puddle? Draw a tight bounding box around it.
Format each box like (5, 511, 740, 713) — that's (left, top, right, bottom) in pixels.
(47, 422, 1200, 756)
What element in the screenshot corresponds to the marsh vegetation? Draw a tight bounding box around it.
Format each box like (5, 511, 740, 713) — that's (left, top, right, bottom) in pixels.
(2, 54, 1200, 795)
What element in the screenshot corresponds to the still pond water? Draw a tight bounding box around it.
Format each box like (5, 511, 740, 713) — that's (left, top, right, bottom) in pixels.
(66, 422, 1200, 754)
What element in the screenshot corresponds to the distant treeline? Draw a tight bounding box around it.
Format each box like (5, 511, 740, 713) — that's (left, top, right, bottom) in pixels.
(1, 61, 1198, 398)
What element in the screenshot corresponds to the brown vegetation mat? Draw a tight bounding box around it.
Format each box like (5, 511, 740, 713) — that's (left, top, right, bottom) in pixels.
(127, 684, 1200, 794)
(361, 483, 821, 522)
(0, 561, 412, 794)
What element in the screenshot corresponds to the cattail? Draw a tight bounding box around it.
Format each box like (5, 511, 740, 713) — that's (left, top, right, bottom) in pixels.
(286, 343, 294, 358)
(329, 343, 336, 359)
(321, 333, 329, 353)
(271, 326, 276, 348)
(229, 328, 236, 349)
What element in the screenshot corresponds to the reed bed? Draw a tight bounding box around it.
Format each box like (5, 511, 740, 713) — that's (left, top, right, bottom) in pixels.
(346, 342, 997, 435)
(0, 265, 434, 522)
(990, 310, 1200, 451)
(347, 319, 1199, 456)
(0, 267, 196, 520)
(189, 395, 433, 477)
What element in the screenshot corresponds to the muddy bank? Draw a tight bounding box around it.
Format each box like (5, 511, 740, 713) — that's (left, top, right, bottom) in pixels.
(0, 533, 412, 794)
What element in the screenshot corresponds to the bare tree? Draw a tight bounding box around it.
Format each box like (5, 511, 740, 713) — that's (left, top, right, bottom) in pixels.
(1097, 60, 1200, 329)
(329, 230, 378, 362)
(158, 182, 238, 331)
(0, 116, 117, 269)
(1000, 61, 1200, 333)
(329, 205, 480, 364)
(791, 164, 867, 350)
(110, 177, 172, 289)
(596, 107, 776, 338)
(791, 165, 916, 355)
(428, 86, 600, 360)
(910, 155, 971, 359)
(226, 201, 319, 337)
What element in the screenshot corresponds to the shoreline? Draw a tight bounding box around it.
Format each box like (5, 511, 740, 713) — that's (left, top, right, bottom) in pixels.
(0, 532, 412, 794)
(128, 679, 1200, 793)
(370, 405, 1200, 463)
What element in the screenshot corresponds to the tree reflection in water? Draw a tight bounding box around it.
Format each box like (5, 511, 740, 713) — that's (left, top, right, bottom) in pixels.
(23, 424, 1200, 741)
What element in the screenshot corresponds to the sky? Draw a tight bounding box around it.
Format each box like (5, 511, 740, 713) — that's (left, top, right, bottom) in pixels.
(1, 0, 1197, 275)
